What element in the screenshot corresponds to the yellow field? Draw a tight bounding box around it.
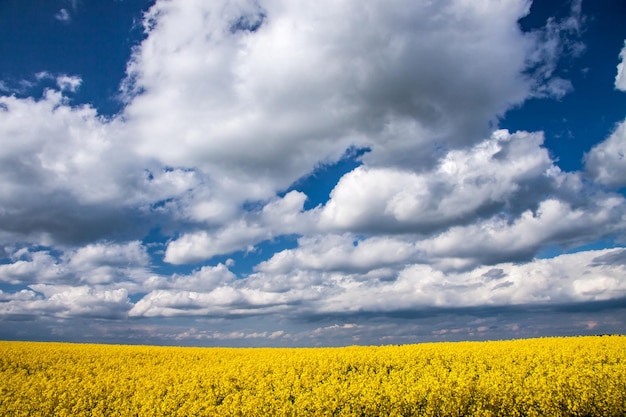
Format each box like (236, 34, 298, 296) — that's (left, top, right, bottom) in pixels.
(0, 336, 624, 417)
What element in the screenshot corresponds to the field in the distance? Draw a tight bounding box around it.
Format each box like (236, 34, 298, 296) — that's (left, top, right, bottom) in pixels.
(1, 336, 625, 416)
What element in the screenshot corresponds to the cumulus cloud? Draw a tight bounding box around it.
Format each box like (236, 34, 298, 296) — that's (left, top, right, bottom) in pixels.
(1, 285, 131, 319)
(0, 249, 70, 285)
(121, 0, 539, 191)
(0, 91, 128, 244)
(128, 286, 293, 318)
(128, 248, 626, 320)
(0, 87, 215, 247)
(64, 241, 151, 285)
(0, 0, 589, 257)
(164, 191, 308, 264)
(318, 130, 558, 234)
(0, 241, 243, 320)
(67, 241, 149, 268)
(585, 119, 626, 187)
(616, 40, 626, 91)
(142, 263, 237, 292)
(0, 242, 150, 287)
(417, 196, 626, 270)
(2, 0, 625, 343)
(164, 222, 269, 265)
(256, 234, 417, 275)
(317, 248, 626, 313)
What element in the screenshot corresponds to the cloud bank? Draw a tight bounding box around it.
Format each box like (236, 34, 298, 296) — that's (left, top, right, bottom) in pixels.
(1, 0, 625, 345)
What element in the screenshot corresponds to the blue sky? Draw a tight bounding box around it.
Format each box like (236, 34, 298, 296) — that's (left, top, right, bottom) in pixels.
(0, 0, 625, 347)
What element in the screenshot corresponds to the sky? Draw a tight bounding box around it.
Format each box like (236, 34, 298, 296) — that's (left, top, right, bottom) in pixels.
(0, 0, 625, 347)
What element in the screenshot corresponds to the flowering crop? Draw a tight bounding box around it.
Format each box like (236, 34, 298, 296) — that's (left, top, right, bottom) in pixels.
(1, 336, 624, 416)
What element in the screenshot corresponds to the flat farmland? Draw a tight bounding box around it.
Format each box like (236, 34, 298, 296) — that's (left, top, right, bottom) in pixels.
(1, 336, 624, 416)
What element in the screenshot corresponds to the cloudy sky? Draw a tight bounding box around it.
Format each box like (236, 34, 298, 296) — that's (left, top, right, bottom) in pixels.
(1, 0, 625, 347)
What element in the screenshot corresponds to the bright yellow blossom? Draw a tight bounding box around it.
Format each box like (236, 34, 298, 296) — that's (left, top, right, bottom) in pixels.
(0, 336, 624, 416)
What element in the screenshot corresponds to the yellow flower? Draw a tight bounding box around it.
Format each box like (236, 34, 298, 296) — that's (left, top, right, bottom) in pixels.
(0, 336, 625, 416)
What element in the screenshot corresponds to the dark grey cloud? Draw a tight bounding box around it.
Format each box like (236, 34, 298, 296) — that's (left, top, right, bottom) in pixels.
(2, 300, 624, 347)
(482, 268, 507, 281)
(591, 249, 626, 267)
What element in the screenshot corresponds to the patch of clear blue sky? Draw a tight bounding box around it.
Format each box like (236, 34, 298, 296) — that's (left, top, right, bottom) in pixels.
(501, 0, 626, 173)
(0, 0, 153, 116)
(283, 146, 369, 210)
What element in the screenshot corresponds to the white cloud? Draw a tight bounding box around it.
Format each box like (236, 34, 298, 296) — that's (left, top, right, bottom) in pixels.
(314, 248, 626, 314)
(0, 0, 589, 257)
(523, 0, 584, 99)
(128, 284, 311, 318)
(64, 241, 151, 285)
(1, 285, 131, 319)
(128, 248, 626, 319)
(418, 197, 626, 270)
(0, 289, 39, 302)
(0, 242, 151, 287)
(33, 72, 82, 93)
(0, 249, 65, 285)
(0, 88, 217, 247)
(55, 9, 71, 23)
(56, 75, 81, 92)
(0, 92, 129, 245)
(261, 191, 308, 226)
(67, 241, 149, 268)
(585, 119, 626, 187)
(128, 286, 287, 318)
(143, 263, 236, 292)
(121, 0, 538, 194)
(616, 40, 626, 91)
(2, 0, 625, 341)
(319, 130, 557, 233)
(164, 223, 268, 265)
(256, 234, 417, 274)
(164, 191, 308, 264)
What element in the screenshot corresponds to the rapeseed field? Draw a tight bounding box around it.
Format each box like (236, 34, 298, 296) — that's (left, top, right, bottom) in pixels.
(0, 336, 624, 416)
